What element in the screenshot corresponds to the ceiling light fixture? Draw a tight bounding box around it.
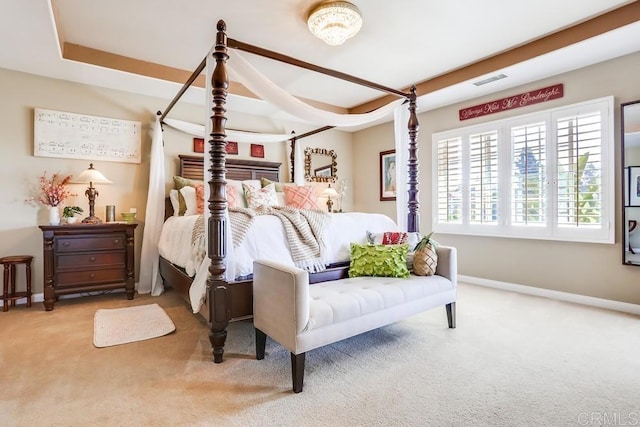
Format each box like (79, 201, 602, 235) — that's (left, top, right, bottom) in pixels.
(307, 1, 362, 46)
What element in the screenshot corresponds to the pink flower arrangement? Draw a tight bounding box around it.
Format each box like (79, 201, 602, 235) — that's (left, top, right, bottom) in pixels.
(30, 172, 76, 207)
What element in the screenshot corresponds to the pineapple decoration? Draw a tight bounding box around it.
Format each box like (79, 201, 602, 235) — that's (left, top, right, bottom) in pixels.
(413, 232, 439, 276)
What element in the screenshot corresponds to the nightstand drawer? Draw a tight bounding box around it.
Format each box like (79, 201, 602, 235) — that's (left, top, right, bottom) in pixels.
(56, 235, 126, 252)
(57, 252, 125, 269)
(56, 268, 126, 288)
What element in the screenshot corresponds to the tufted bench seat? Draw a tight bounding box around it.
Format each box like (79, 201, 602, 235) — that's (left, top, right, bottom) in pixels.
(253, 246, 457, 393)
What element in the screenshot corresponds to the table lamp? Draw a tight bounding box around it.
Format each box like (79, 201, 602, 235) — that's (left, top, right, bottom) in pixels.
(73, 163, 112, 223)
(322, 185, 339, 212)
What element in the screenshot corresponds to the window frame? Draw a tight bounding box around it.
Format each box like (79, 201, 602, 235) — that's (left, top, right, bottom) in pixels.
(431, 96, 614, 244)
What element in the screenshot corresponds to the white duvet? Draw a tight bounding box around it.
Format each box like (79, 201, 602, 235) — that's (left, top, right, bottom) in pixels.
(160, 211, 400, 313)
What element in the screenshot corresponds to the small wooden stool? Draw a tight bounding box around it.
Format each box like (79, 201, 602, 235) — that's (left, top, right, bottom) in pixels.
(1, 255, 33, 312)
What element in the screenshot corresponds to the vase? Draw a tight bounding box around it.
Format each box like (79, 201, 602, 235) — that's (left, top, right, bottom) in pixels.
(48, 206, 60, 225)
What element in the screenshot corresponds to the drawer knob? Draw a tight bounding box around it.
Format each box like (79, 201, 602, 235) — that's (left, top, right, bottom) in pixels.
(89, 256, 96, 262)
(89, 273, 95, 279)
(113, 239, 120, 245)
(63, 241, 70, 247)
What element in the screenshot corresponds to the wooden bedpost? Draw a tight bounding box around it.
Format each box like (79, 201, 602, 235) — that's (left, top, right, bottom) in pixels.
(289, 131, 296, 182)
(208, 20, 231, 363)
(407, 86, 420, 233)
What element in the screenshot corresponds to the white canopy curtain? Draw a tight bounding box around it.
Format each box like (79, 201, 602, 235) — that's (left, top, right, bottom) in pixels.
(138, 116, 165, 295)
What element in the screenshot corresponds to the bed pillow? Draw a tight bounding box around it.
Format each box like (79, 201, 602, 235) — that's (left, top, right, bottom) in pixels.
(243, 183, 277, 209)
(275, 192, 286, 207)
(261, 177, 296, 193)
(226, 185, 239, 208)
(283, 185, 319, 210)
(173, 175, 204, 215)
(194, 183, 205, 214)
(348, 243, 410, 278)
(179, 185, 198, 216)
(367, 231, 422, 271)
(169, 189, 180, 216)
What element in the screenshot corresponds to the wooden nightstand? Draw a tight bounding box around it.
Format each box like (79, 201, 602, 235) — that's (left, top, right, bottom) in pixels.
(39, 223, 137, 311)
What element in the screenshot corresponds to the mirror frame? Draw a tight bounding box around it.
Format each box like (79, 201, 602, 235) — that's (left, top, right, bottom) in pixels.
(621, 99, 640, 266)
(304, 147, 337, 183)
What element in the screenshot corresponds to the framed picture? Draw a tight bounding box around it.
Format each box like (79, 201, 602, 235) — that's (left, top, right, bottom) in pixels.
(629, 167, 640, 206)
(250, 144, 264, 158)
(226, 141, 238, 155)
(625, 167, 629, 207)
(193, 138, 204, 153)
(314, 165, 332, 177)
(380, 149, 396, 201)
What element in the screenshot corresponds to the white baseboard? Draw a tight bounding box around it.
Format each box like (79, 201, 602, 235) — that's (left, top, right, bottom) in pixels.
(459, 275, 640, 315)
(0, 289, 124, 308)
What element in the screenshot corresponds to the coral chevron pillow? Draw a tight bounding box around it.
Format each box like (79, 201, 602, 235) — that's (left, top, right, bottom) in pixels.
(283, 185, 319, 210)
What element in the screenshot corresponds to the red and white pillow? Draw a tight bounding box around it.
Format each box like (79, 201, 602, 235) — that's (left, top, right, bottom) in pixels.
(243, 183, 277, 208)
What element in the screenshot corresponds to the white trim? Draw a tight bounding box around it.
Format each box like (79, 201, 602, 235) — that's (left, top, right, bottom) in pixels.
(0, 289, 125, 308)
(459, 274, 640, 315)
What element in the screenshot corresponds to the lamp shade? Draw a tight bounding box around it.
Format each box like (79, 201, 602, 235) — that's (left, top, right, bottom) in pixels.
(307, 1, 362, 46)
(322, 187, 339, 197)
(73, 163, 112, 184)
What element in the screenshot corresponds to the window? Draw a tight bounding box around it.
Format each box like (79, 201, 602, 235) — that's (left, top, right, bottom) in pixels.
(432, 97, 614, 243)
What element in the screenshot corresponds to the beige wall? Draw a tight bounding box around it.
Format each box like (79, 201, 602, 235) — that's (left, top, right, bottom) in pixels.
(0, 67, 354, 298)
(353, 51, 640, 305)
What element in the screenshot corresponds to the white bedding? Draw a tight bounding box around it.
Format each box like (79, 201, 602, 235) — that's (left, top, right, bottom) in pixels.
(158, 215, 202, 276)
(160, 211, 400, 313)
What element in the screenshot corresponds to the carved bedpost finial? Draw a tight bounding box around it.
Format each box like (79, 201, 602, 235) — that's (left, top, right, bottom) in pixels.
(217, 20, 226, 32)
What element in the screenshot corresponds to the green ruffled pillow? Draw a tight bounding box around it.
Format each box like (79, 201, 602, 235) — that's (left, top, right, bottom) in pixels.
(348, 243, 410, 278)
(261, 177, 296, 193)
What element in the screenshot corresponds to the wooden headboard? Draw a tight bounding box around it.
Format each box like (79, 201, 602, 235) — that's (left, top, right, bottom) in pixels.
(166, 155, 282, 218)
(178, 154, 281, 182)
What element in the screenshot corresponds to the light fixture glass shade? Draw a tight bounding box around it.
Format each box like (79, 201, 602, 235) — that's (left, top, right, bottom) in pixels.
(74, 163, 112, 184)
(307, 1, 362, 46)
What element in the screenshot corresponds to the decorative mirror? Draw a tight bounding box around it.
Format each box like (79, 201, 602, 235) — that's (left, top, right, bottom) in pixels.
(622, 100, 640, 265)
(305, 147, 337, 183)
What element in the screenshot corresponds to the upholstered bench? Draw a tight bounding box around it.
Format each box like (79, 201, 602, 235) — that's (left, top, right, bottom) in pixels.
(253, 246, 457, 393)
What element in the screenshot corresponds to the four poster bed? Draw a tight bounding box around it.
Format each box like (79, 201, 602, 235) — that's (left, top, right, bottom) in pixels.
(156, 21, 420, 363)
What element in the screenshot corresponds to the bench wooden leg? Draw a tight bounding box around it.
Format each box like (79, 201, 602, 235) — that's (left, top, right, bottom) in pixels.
(446, 302, 456, 328)
(255, 328, 266, 360)
(291, 352, 305, 393)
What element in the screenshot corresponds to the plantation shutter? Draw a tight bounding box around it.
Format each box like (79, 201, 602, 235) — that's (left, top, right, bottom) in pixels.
(436, 137, 462, 223)
(468, 131, 498, 224)
(555, 111, 603, 227)
(511, 122, 546, 226)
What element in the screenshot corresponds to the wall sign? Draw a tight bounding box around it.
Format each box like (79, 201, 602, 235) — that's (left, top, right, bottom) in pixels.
(34, 108, 141, 163)
(459, 84, 564, 121)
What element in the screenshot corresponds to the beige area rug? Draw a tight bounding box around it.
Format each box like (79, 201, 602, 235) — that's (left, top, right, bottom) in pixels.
(93, 303, 176, 347)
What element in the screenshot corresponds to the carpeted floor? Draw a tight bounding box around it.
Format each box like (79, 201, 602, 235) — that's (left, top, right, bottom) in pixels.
(1, 283, 639, 426)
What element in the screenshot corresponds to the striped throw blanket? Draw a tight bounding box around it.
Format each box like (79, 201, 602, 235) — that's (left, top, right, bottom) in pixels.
(229, 206, 329, 272)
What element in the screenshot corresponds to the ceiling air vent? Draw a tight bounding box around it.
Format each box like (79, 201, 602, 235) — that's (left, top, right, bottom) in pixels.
(473, 73, 507, 86)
